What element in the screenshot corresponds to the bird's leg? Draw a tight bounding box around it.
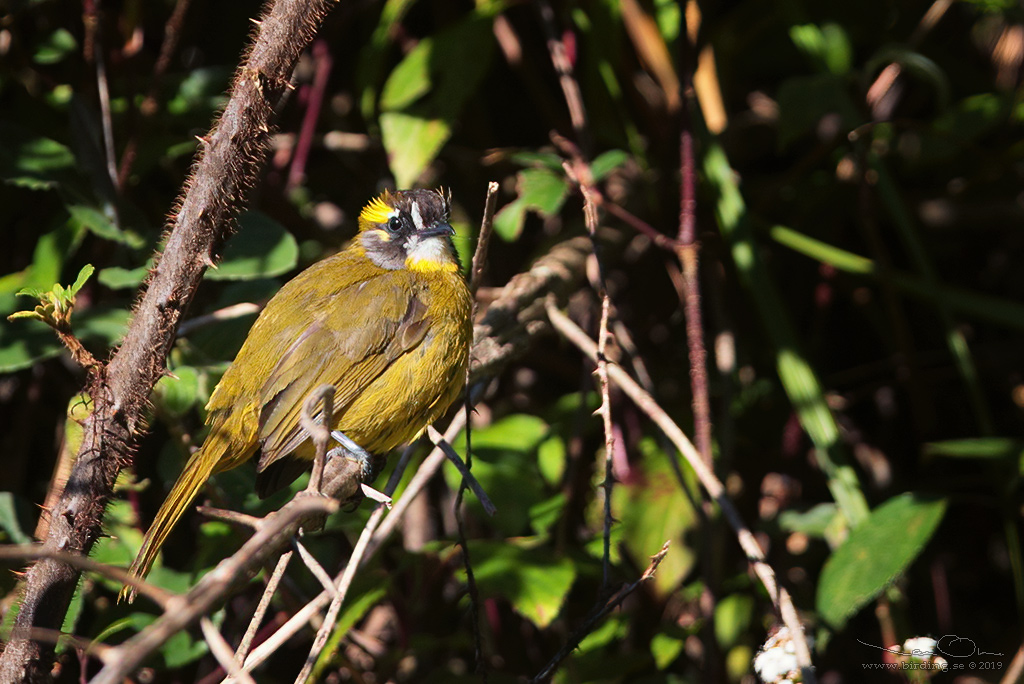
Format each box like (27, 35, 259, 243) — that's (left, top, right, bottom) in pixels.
(329, 430, 373, 477)
(329, 430, 392, 508)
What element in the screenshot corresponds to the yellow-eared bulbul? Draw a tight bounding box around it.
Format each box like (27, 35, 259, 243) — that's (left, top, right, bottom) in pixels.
(122, 188, 472, 600)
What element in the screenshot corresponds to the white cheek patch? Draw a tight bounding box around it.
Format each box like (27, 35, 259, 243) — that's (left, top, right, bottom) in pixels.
(410, 201, 424, 232)
(406, 235, 452, 266)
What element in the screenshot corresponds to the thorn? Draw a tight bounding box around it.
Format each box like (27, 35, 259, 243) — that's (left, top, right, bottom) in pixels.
(249, 18, 262, 26)
(201, 253, 218, 269)
(283, 81, 296, 91)
(194, 135, 211, 147)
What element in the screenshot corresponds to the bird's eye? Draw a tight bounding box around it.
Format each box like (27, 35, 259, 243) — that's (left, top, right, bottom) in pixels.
(386, 216, 402, 235)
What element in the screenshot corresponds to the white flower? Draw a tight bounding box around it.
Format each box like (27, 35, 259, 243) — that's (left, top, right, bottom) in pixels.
(903, 637, 937, 659)
(754, 626, 812, 682)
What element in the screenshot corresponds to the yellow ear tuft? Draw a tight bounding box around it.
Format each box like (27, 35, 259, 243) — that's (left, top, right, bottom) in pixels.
(359, 192, 395, 229)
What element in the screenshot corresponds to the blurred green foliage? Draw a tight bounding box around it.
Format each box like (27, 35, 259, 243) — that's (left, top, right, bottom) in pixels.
(2, 0, 1024, 681)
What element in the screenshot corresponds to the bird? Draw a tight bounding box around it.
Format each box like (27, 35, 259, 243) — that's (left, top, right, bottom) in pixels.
(121, 188, 472, 601)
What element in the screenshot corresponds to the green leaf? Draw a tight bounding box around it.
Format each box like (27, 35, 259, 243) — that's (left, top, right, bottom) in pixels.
(790, 23, 852, 75)
(356, 0, 421, 119)
(162, 626, 209, 668)
(33, 28, 77, 65)
(613, 438, 697, 596)
(67, 205, 145, 249)
(715, 593, 754, 648)
(817, 493, 947, 628)
(468, 538, 576, 628)
(208, 211, 299, 281)
(68, 264, 95, 297)
(519, 168, 568, 216)
(776, 73, 855, 148)
(0, 122, 76, 189)
(379, 40, 432, 111)
(448, 414, 552, 535)
(778, 503, 840, 537)
(651, 632, 685, 669)
(492, 168, 568, 241)
(492, 197, 528, 241)
(0, 303, 129, 372)
(167, 66, 231, 115)
(377, 14, 495, 185)
(0, 492, 32, 544)
(98, 263, 150, 289)
(154, 366, 201, 418)
(379, 112, 452, 189)
(537, 435, 566, 486)
(590, 149, 630, 181)
(924, 438, 1024, 461)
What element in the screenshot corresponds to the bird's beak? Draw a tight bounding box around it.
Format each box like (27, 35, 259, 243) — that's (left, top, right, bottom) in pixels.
(419, 223, 454, 238)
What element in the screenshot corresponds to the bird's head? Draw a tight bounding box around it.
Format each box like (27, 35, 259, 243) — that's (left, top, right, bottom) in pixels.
(357, 189, 460, 273)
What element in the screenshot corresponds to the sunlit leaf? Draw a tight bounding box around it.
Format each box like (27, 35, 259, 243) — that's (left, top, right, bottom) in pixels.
(379, 112, 451, 189)
(468, 538, 576, 628)
(613, 438, 697, 596)
(208, 211, 299, 281)
(33, 28, 77, 65)
(818, 493, 947, 628)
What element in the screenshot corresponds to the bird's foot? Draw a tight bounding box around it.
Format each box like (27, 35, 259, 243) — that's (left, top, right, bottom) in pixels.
(328, 430, 392, 508)
(329, 430, 384, 482)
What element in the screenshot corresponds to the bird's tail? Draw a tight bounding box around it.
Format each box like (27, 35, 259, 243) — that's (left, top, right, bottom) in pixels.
(119, 432, 238, 603)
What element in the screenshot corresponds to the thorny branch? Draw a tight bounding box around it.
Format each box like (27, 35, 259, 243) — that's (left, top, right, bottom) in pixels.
(0, 2, 337, 680)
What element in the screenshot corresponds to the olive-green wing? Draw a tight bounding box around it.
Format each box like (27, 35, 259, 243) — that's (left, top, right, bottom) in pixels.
(254, 272, 430, 468)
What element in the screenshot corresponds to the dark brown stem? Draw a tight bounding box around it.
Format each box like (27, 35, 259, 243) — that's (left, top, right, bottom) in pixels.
(0, 2, 336, 680)
(286, 39, 332, 190)
(675, 118, 712, 467)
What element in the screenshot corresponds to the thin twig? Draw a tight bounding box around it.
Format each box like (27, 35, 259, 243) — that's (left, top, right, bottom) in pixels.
(426, 425, 496, 516)
(93, 27, 119, 195)
(451, 398, 485, 678)
(559, 136, 618, 594)
(22, 628, 113, 664)
(300, 385, 335, 493)
(233, 551, 292, 667)
(530, 541, 670, 683)
(177, 302, 262, 337)
(470, 181, 500, 296)
(292, 538, 337, 598)
(201, 617, 256, 684)
(195, 506, 263, 529)
(545, 302, 816, 682)
(292, 500, 379, 684)
(0, 545, 172, 609)
(536, 0, 590, 154)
